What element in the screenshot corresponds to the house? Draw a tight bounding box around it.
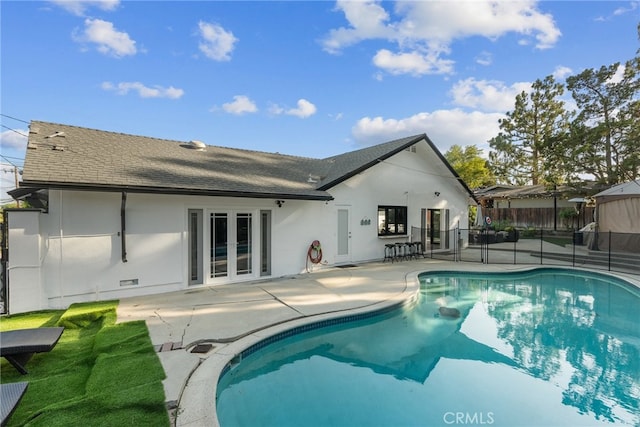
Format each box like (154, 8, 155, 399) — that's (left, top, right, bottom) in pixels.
(5, 121, 476, 314)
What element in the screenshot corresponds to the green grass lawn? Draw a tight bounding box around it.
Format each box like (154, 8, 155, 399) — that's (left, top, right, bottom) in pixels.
(1, 301, 169, 426)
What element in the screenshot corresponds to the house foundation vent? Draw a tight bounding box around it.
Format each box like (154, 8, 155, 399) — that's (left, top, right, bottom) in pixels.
(119, 278, 139, 286)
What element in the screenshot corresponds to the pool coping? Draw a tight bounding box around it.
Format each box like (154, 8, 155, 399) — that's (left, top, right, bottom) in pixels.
(173, 264, 640, 427)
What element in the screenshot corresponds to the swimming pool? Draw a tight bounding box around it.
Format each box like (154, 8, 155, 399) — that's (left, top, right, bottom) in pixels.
(216, 268, 640, 426)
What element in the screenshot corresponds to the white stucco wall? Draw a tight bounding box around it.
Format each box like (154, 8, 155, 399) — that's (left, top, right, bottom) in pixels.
(7, 141, 471, 313)
(325, 146, 470, 263)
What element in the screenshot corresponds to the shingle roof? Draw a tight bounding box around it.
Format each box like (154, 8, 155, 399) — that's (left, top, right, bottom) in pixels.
(21, 121, 330, 199)
(18, 121, 472, 201)
(474, 184, 589, 200)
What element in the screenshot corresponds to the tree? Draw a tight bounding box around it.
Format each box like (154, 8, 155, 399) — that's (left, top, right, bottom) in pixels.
(488, 75, 571, 185)
(444, 144, 496, 189)
(566, 56, 640, 185)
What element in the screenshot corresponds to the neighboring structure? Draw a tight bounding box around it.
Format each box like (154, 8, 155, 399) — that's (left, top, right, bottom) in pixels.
(475, 184, 595, 230)
(593, 180, 640, 252)
(5, 121, 476, 314)
(475, 184, 580, 209)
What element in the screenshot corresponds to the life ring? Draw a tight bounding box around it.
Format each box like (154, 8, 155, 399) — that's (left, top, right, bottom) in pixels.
(307, 240, 323, 264)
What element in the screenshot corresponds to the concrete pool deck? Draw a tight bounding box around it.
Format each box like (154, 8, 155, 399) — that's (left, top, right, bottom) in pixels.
(116, 256, 640, 426)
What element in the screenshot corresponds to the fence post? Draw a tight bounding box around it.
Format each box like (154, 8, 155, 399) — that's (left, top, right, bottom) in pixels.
(608, 231, 612, 271)
(572, 232, 576, 267)
(540, 229, 544, 265)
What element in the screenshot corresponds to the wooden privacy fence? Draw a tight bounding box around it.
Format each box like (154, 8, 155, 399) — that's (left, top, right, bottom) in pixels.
(482, 207, 595, 230)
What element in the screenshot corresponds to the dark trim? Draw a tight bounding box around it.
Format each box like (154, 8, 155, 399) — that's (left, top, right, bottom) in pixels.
(17, 181, 334, 201)
(316, 134, 478, 204)
(421, 134, 478, 204)
(1, 209, 8, 314)
(120, 192, 127, 263)
(317, 135, 425, 191)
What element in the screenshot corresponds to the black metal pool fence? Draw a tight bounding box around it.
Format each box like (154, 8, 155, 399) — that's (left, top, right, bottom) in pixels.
(409, 226, 640, 275)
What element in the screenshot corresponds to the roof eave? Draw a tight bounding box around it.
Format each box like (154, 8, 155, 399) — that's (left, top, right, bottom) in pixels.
(17, 181, 334, 201)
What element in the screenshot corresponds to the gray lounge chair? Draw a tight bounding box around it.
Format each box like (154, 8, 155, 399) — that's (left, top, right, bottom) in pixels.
(0, 327, 64, 375)
(1, 382, 28, 426)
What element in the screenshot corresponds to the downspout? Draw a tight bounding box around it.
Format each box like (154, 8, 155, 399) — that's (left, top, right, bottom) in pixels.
(121, 192, 128, 263)
(58, 191, 64, 307)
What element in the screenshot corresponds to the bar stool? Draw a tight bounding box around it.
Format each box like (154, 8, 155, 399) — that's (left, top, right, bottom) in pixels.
(395, 242, 407, 261)
(413, 241, 424, 258)
(407, 242, 417, 260)
(383, 244, 396, 262)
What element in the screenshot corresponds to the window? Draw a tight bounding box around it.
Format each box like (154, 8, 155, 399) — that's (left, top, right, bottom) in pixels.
(378, 205, 407, 236)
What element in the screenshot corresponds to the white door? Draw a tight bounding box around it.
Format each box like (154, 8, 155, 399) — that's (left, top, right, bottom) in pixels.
(209, 211, 255, 282)
(336, 207, 351, 262)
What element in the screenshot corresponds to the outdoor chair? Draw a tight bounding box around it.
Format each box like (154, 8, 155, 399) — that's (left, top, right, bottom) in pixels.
(1, 382, 28, 426)
(0, 327, 64, 375)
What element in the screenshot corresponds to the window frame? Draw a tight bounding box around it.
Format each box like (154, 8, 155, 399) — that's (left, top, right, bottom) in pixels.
(377, 205, 408, 236)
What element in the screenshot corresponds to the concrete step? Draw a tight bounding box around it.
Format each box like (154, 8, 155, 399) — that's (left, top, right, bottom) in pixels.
(529, 250, 640, 272)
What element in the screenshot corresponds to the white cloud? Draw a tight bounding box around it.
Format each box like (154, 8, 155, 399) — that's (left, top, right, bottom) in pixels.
(393, 1, 561, 49)
(0, 129, 28, 150)
(50, 0, 119, 16)
(475, 51, 492, 66)
(101, 81, 184, 99)
(74, 18, 137, 57)
(613, 2, 638, 16)
(222, 95, 257, 115)
(198, 21, 237, 61)
(352, 109, 505, 155)
(321, 0, 395, 54)
(267, 103, 284, 115)
(552, 65, 573, 80)
(269, 99, 317, 118)
(323, 0, 561, 76)
(608, 63, 626, 84)
(286, 99, 317, 118)
(373, 48, 454, 75)
(450, 78, 531, 112)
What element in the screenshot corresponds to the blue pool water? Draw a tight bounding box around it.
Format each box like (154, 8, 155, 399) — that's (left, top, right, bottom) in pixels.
(216, 269, 640, 426)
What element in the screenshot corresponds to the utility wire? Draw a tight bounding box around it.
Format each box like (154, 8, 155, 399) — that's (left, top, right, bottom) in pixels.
(1, 155, 24, 162)
(0, 155, 23, 168)
(0, 114, 29, 124)
(1, 124, 28, 138)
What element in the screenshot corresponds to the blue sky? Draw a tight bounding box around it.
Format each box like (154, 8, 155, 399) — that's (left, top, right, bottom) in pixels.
(1, 1, 639, 202)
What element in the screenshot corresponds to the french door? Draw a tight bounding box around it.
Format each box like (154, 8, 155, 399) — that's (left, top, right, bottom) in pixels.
(210, 211, 254, 282)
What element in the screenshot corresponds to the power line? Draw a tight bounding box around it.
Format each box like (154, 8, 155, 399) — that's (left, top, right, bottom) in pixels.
(0, 114, 29, 124)
(0, 125, 28, 138)
(0, 155, 24, 162)
(0, 155, 23, 168)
